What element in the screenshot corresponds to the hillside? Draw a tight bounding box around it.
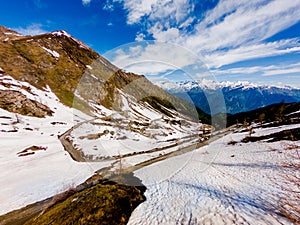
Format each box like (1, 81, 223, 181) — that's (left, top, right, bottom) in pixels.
(0, 25, 300, 225)
(0, 26, 211, 222)
(227, 102, 300, 127)
(0, 26, 209, 122)
(127, 107, 300, 224)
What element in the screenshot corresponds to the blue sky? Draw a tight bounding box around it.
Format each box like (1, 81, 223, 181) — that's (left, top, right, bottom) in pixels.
(1, 0, 300, 87)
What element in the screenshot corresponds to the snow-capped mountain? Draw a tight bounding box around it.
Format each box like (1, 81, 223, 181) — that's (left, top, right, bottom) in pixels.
(1, 26, 300, 224)
(157, 80, 300, 114)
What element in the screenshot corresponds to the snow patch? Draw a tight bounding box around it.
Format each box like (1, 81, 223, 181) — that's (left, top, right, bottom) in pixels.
(128, 124, 300, 224)
(42, 47, 60, 58)
(0, 74, 110, 215)
(51, 30, 71, 38)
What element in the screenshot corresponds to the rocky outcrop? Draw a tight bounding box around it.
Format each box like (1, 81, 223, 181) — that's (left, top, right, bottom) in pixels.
(0, 90, 53, 117)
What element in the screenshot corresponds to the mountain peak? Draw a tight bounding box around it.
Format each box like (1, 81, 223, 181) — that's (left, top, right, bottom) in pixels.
(49, 30, 90, 50)
(51, 30, 72, 38)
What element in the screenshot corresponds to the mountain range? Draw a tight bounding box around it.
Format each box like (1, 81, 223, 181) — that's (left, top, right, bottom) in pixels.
(1, 25, 300, 224)
(157, 80, 300, 114)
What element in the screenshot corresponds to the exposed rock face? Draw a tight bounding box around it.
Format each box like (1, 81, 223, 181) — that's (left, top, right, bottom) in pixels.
(0, 90, 53, 117)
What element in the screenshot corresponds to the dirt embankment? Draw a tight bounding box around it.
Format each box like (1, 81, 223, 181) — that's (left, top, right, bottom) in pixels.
(0, 173, 146, 225)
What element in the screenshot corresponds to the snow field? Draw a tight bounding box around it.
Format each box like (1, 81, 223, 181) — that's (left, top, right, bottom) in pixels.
(128, 125, 300, 225)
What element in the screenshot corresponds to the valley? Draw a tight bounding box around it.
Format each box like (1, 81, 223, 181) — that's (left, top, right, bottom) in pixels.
(0, 26, 299, 224)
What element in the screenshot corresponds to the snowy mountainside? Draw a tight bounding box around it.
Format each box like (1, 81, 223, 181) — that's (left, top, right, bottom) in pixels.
(128, 109, 300, 224)
(0, 26, 208, 121)
(0, 61, 203, 215)
(0, 73, 108, 215)
(157, 80, 300, 114)
(1, 25, 300, 224)
(0, 26, 207, 216)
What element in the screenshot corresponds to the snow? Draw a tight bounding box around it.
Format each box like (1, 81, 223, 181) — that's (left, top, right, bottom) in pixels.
(4, 32, 23, 37)
(42, 46, 60, 58)
(90, 74, 98, 80)
(0, 77, 110, 215)
(86, 65, 93, 70)
(51, 30, 90, 50)
(66, 88, 202, 163)
(51, 30, 71, 38)
(89, 103, 113, 117)
(0, 75, 61, 109)
(287, 110, 300, 116)
(2, 70, 299, 223)
(0, 72, 203, 215)
(248, 123, 300, 138)
(120, 93, 131, 111)
(69, 114, 200, 160)
(128, 124, 300, 224)
(157, 79, 300, 92)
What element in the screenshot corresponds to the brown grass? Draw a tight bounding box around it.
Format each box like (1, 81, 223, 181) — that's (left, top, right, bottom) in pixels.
(278, 145, 300, 223)
(17, 145, 47, 157)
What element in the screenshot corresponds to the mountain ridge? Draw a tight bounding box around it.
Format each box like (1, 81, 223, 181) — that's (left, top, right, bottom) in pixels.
(0, 26, 209, 123)
(157, 79, 300, 114)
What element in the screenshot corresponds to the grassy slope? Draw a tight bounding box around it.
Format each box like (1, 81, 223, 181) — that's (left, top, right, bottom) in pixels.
(0, 33, 98, 107)
(0, 174, 146, 225)
(0, 27, 210, 122)
(25, 182, 145, 225)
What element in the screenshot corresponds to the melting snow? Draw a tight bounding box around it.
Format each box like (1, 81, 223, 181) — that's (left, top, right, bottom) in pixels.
(51, 30, 71, 38)
(0, 77, 110, 215)
(51, 30, 90, 50)
(128, 124, 300, 224)
(42, 47, 60, 58)
(86, 65, 92, 70)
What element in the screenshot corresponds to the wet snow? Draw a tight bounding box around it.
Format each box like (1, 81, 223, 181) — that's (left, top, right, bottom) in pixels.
(0, 76, 110, 215)
(42, 46, 60, 58)
(128, 125, 300, 225)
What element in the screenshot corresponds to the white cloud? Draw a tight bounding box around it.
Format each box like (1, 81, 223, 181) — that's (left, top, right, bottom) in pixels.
(14, 24, 47, 36)
(106, 41, 209, 81)
(115, 0, 300, 70)
(124, 62, 176, 76)
(135, 33, 145, 41)
(111, 42, 200, 72)
(103, 0, 114, 11)
(82, 0, 91, 6)
(120, 0, 160, 24)
(204, 38, 300, 68)
(184, 0, 300, 52)
(116, 0, 193, 26)
(150, 26, 180, 42)
(213, 62, 300, 77)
